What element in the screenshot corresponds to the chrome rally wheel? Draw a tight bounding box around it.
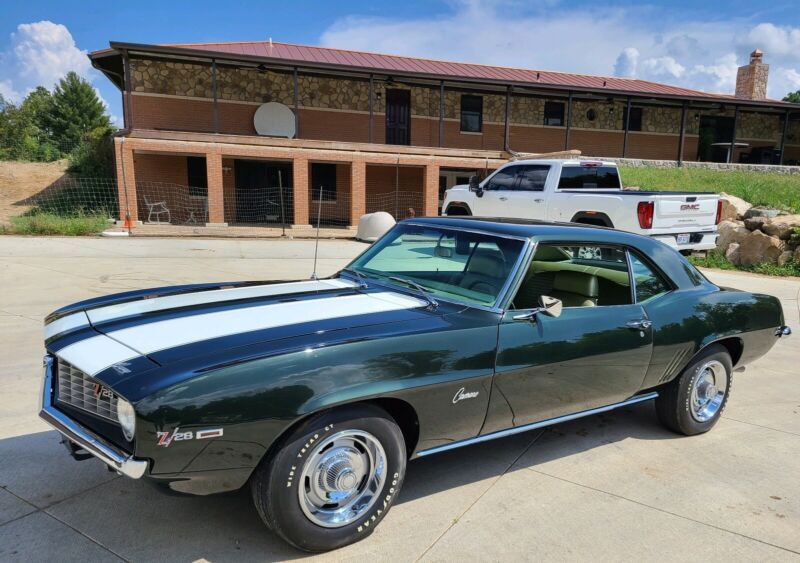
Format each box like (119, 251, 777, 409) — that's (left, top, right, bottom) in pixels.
(689, 360, 728, 422)
(656, 344, 733, 436)
(250, 404, 406, 552)
(298, 430, 387, 528)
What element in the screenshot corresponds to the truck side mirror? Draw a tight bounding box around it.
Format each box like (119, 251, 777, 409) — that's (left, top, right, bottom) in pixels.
(469, 175, 483, 197)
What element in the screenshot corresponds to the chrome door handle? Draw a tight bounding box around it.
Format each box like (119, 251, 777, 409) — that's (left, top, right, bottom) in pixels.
(626, 319, 652, 330)
(499, 196, 508, 201)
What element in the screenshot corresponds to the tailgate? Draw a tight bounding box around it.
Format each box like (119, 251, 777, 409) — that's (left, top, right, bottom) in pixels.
(653, 196, 717, 230)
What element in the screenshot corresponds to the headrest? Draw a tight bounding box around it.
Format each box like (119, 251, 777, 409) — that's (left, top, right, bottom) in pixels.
(467, 249, 506, 276)
(553, 271, 598, 298)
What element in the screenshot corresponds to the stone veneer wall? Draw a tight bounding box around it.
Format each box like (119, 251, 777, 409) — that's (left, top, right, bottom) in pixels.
(130, 58, 789, 140)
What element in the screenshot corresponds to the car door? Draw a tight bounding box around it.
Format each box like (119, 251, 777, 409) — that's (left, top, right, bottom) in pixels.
(483, 243, 654, 431)
(475, 165, 520, 216)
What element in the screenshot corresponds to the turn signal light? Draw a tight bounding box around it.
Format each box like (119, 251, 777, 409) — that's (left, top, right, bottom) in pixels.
(637, 201, 654, 229)
(715, 200, 723, 225)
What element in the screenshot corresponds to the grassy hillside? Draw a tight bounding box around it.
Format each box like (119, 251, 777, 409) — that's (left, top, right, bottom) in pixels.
(619, 166, 800, 213)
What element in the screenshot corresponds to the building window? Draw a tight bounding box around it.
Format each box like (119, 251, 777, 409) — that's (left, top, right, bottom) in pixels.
(187, 157, 208, 198)
(543, 101, 565, 126)
(311, 163, 337, 201)
(460, 95, 483, 133)
(624, 107, 643, 131)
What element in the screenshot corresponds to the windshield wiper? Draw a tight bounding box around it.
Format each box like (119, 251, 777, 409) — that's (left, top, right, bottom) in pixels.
(340, 267, 368, 288)
(388, 276, 438, 309)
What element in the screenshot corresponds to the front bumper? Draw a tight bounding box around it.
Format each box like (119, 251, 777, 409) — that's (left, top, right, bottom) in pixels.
(651, 231, 718, 251)
(38, 355, 148, 479)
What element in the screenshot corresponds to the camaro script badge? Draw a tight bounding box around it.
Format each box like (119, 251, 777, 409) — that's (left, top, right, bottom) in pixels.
(452, 387, 479, 404)
(156, 427, 224, 447)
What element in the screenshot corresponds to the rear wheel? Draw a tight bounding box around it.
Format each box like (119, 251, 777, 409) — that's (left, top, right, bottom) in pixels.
(251, 404, 406, 552)
(656, 344, 732, 435)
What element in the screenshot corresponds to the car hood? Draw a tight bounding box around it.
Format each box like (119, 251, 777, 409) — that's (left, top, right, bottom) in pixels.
(44, 278, 431, 382)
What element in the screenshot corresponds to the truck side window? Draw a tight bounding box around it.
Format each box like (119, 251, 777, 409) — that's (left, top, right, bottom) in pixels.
(516, 165, 549, 191)
(558, 166, 621, 189)
(484, 166, 519, 191)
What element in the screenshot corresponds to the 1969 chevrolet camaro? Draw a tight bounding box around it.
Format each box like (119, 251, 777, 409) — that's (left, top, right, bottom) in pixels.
(40, 217, 790, 551)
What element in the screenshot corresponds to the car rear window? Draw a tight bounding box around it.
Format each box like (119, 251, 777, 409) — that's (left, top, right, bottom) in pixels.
(558, 166, 621, 189)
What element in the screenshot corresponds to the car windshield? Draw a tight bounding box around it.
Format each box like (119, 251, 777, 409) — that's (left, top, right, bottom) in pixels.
(345, 224, 526, 307)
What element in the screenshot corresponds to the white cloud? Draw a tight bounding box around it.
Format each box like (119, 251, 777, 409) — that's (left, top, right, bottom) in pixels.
(319, 2, 800, 100)
(614, 48, 639, 77)
(640, 56, 686, 79)
(743, 23, 800, 59)
(0, 20, 93, 103)
(785, 69, 800, 90)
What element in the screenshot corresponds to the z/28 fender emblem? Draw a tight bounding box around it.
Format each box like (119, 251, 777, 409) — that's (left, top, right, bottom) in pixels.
(156, 427, 224, 447)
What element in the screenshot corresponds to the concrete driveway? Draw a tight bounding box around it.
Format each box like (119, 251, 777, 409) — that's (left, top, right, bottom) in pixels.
(0, 236, 798, 562)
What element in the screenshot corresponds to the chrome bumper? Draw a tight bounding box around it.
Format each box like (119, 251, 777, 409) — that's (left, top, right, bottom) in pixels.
(39, 355, 148, 479)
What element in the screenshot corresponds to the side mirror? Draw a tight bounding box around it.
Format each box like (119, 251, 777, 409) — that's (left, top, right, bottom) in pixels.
(469, 175, 483, 197)
(512, 295, 563, 322)
(538, 295, 563, 318)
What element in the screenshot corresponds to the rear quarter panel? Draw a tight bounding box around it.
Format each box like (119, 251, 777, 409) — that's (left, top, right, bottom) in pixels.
(640, 286, 783, 390)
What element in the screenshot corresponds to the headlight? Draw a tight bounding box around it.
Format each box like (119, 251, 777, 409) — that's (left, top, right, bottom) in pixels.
(117, 398, 136, 441)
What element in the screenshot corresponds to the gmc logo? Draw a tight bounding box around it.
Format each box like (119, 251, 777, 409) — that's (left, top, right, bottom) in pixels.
(680, 203, 700, 211)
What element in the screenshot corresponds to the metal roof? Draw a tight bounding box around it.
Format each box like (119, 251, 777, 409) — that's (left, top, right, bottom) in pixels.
(93, 40, 799, 108)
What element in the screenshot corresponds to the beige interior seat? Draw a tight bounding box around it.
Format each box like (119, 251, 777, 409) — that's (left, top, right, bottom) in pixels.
(550, 271, 599, 307)
(459, 249, 507, 296)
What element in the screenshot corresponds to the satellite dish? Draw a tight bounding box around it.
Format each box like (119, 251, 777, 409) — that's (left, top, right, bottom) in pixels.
(253, 102, 296, 138)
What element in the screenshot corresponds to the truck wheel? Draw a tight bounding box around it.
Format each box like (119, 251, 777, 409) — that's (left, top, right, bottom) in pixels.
(251, 404, 406, 552)
(655, 344, 732, 436)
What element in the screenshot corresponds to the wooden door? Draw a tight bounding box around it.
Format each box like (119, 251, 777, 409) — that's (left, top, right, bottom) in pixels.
(385, 89, 411, 145)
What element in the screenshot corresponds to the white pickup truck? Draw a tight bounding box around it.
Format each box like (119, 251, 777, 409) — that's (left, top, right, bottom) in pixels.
(442, 159, 721, 252)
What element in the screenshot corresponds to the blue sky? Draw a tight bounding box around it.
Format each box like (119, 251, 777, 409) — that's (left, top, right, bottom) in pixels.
(2, 0, 800, 125)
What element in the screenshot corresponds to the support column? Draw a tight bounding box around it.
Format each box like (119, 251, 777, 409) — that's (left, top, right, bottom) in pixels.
(292, 157, 310, 227)
(779, 110, 790, 166)
(564, 92, 573, 150)
(423, 163, 440, 218)
(114, 138, 138, 225)
(205, 152, 226, 226)
(729, 106, 739, 164)
(622, 97, 631, 158)
(677, 102, 688, 165)
(350, 159, 366, 226)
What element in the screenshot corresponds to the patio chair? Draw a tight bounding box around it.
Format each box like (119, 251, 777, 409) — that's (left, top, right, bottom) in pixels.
(185, 197, 208, 225)
(143, 194, 171, 224)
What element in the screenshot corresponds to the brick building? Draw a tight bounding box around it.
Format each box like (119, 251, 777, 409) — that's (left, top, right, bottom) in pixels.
(90, 41, 800, 229)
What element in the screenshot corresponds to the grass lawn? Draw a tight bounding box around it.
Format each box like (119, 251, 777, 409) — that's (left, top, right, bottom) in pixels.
(690, 251, 800, 277)
(1, 213, 110, 236)
(619, 166, 800, 213)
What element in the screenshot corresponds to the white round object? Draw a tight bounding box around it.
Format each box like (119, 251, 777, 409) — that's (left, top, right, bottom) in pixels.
(356, 212, 396, 242)
(253, 102, 297, 138)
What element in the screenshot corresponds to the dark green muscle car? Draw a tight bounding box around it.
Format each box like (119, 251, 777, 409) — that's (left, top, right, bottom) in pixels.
(39, 217, 790, 551)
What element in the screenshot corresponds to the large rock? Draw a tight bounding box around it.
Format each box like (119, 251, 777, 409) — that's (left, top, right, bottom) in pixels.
(744, 216, 769, 231)
(716, 220, 750, 251)
(737, 230, 787, 266)
(744, 207, 783, 220)
(761, 214, 800, 240)
(725, 243, 741, 265)
(718, 192, 752, 221)
(777, 250, 793, 267)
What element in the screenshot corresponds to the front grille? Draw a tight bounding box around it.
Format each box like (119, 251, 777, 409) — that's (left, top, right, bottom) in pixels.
(56, 359, 119, 422)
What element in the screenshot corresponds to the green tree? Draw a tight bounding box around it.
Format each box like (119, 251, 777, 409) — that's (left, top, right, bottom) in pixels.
(785, 90, 800, 103)
(46, 71, 110, 151)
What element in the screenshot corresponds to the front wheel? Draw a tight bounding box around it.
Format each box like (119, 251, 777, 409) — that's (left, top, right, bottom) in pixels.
(656, 344, 733, 435)
(251, 404, 406, 552)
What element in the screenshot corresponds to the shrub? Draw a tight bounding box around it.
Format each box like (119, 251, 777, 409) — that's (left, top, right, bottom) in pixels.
(7, 213, 109, 236)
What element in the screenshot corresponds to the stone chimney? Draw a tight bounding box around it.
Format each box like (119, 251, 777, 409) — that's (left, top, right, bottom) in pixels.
(735, 49, 769, 100)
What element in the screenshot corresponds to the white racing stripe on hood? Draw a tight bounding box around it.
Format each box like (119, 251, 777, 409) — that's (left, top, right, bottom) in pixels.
(107, 291, 425, 356)
(56, 335, 140, 376)
(44, 311, 90, 341)
(86, 278, 357, 325)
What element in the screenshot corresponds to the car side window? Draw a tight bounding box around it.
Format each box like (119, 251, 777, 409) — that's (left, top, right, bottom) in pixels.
(629, 252, 670, 303)
(516, 165, 549, 191)
(510, 244, 633, 309)
(484, 166, 519, 191)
